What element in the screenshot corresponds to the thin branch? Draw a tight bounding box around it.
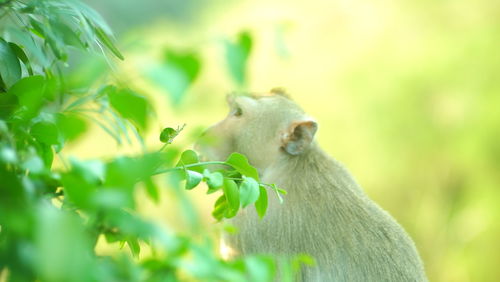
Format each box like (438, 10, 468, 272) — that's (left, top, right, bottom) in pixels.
(152, 161, 229, 176)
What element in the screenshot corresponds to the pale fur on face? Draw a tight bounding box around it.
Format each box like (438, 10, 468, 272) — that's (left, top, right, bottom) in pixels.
(198, 92, 314, 175)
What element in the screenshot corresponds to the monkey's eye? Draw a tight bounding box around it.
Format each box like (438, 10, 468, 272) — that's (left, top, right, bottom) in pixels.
(233, 106, 243, 117)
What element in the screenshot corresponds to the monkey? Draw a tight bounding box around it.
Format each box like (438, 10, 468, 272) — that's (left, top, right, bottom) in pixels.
(197, 89, 428, 281)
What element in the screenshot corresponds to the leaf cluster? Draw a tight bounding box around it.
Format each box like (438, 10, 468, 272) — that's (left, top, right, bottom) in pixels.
(160, 150, 286, 221)
(144, 30, 254, 106)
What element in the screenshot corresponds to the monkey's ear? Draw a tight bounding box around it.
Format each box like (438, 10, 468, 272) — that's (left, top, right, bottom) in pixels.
(281, 120, 318, 155)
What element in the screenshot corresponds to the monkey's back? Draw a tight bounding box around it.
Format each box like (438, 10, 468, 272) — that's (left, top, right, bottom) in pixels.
(227, 147, 427, 282)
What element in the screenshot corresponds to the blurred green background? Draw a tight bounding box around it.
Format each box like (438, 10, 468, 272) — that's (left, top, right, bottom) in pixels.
(72, 0, 500, 281)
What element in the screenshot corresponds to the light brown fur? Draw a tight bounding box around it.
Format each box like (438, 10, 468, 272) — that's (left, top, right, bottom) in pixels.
(198, 92, 427, 281)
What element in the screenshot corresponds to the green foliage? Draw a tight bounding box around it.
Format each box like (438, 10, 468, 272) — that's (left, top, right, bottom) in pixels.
(154, 149, 282, 221)
(255, 186, 268, 219)
(144, 31, 253, 104)
(30, 121, 59, 145)
(106, 86, 150, 130)
(239, 176, 260, 208)
(223, 179, 240, 217)
(8, 75, 48, 120)
(55, 113, 87, 142)
(225, 31, 253, 87)
(159, 124, 184, 144)
(164, 49, 201, 84)
(0, 1, 297, 281)
(0, 38, 21, 87)
(94, 26, 124, 60)
(145, 48, 202, 106)
(185, 170, 203, 190)
(204, 169, 224, 189)
(226, 152, 260, 181)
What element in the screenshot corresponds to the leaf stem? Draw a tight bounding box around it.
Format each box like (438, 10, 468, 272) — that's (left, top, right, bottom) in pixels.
(152, 161, 229, 176)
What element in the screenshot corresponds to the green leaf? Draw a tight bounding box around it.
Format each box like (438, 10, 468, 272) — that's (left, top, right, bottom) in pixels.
(28, 18, 67, 61)
(225, 152, 259, 181)
(185, 170, 203, 190)
(8, 42, 28, 63)
(178, 149, 199, 164)
(176, 149, 203, 173)
(222, 223, 238, 234)
(90, 189, 133, 210)
(105, 153, 163, 189)
(255, 186, 268, 219)
(69, 158, 105, 184)
(8, 42, 33, 75)
(277, 187, 287, 195)
(160, 127, 176, 143)
(164, 49, 201, 83)
(239, 31, 253, 55)
(55, 113, 87, 142)
(127, 238, 141, 258)
(203, 170, 224, 189)
(145, 62, 188, 106)
(51, 20, 85, 49)
(35, 203, 93, 281)
(239, 176, 260, 208)
(160, 125, 184, 144)
(147, 49, 202, 105)
(159, 148, 180, 168)
(78, 112, 122, 145)
(7, 27, 49, 68)
(104, 230, 122, 243)
(0, 38, 22, 87)
(292, 254, 316, 268)
(0, 92, 19, 119)
(62, 0, 113, 34)
(8, 75, 47, 119)
(67, 55, 107, 90)
(212, 195, 227, 221)
(144, 177, 159, 203)
(94, 26, 124, 60)
(42, 76, 59, 101)
(107, 87, 149, 130)
(31, 121, 59, 145)
(29, 18, 46, 39)
(0, 75, 5, 91)
(223, 179, 240, 217)
(224, 31, 253, 86)
(61, 171, 98, 209)
(37, 143, 54, 168)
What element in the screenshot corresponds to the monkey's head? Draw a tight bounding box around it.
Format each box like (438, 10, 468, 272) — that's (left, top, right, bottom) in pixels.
(197, 89, 318, 174)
